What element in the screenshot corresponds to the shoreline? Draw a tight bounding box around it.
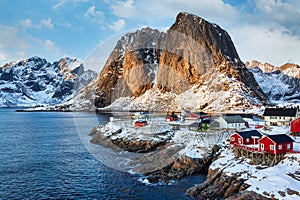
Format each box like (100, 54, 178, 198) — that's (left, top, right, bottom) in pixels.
(89, 118, 300, 199)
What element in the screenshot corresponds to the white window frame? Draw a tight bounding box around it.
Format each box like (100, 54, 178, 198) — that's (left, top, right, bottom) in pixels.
(270, 145, 274, 150)
(287, 144, 291, 149)
(246, 138, 250, 143)
(231, 137, 235, 141)
(238, 138, 242, 144)
(261, 143, 264, 150)
(278, 145, 282, 150)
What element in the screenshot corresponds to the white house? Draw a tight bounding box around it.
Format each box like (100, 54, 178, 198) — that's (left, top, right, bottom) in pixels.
(217, 115, 247, 130)
(263, 107, 298, 126)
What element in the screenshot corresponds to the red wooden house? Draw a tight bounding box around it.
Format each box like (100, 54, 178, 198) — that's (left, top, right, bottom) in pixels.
(258, 134, 294, 154)
(185, 112, 209, 120)
(134, 120, 147, 127)
(290, 118, 300, 134)
(230, 130, 262, 145)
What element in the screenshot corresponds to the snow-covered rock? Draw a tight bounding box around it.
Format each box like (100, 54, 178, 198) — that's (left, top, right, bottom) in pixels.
(0, 56, 97, 107)
(246, 60, 300, 104)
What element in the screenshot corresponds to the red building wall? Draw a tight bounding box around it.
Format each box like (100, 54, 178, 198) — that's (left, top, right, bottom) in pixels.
(230, 133, 254, 145)
(290, 118, 300, 133)
(230, 134, 242, 144)
(258, 137, 293, 154)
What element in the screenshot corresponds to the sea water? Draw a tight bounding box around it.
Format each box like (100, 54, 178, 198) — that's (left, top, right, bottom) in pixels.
(0, 108, 205, 199)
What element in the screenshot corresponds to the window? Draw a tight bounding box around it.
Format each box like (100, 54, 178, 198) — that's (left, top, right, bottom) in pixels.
(238, 138, 242, 144)
(261, 143, 264, 149)
(287, 144, 291, 149)
(231, 137, 235, 141)
(246, 138, 250, 143)
(278, 145, 282, 150)
(270, 145, 274, 150)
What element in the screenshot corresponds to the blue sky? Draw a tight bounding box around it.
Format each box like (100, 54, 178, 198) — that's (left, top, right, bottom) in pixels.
(0, 0, 300, 70)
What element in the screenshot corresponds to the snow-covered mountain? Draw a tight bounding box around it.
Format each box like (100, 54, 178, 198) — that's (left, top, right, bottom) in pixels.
(72, 12, 268, 112)
(0, 56, 97, 107)
(246, 60, 300, 104)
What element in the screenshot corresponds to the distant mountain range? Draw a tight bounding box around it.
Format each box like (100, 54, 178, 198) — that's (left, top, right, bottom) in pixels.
(0, 57, 97, 107)
(2, 12, 299, 112)
(246, 60, 300, 104)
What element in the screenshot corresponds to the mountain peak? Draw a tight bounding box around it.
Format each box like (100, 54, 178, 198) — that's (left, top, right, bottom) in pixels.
(74, 12, 268, 112)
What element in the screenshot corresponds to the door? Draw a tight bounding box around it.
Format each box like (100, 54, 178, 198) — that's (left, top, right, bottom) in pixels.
(260, 143, 264, 151)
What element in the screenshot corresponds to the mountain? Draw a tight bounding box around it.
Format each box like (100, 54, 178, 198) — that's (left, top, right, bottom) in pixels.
(72, 12, 269, 112)
(0, 56, 97, 107)
(246, 60, 300, 104)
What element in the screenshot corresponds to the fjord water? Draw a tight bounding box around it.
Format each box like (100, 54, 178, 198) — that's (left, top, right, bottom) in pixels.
(0, 108, 205, 199)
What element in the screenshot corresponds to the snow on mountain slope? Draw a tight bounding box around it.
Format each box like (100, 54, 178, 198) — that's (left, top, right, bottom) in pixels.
(246, 60, 300, 104)
(0, 56, 97, 107)
(101, 72, 262, 113)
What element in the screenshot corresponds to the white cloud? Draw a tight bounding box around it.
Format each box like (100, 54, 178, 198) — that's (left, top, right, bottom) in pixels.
(0, 52, 7, 61)
(41, 18, 53, 29)
(109, 0, 238, 25)
(111, 0, 135, 18)
(0, 25, 61, 66)
(19, 18, 54, 30)
(53, 0, 66, 10)
(19, 19, 34, 29)
(228, 24, 300, 65)
(109, 19, 126, 31)
(53, 0, 90, 10)
(43, 39, 60, 53)
(84, 5, 104, 23)
(254, 0, 300, 35)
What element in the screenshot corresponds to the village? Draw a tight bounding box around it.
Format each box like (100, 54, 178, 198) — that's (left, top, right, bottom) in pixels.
(130, 106, 300, 166)
(91, 106, 300, 199)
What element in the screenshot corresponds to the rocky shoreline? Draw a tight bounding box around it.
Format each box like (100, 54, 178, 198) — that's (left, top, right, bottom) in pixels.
(144, 146, 219, 183)
(186, 168, 269, 199)
(88, 123, 268, 199)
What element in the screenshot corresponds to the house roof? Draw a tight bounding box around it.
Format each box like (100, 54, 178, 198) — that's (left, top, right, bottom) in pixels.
(186, 112, 208, 116)
(236, 130, 262, 138)
(201, 119, 211, 124)
(263, 108, 298, 117)
(264, 134, 295, 144)
(189, 122, 201, 127)
(222, 115, 245, 123)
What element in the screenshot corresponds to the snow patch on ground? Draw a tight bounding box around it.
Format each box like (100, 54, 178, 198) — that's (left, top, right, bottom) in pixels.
(211, 144, 300, 199)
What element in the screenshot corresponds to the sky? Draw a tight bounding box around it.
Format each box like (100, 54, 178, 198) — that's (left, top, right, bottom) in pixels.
(0, 0, 300, 71)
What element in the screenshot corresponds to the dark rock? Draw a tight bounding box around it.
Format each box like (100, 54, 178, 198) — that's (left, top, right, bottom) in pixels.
(186, 169, 254, 199)
(278, 191, 286, 197)
(286, 188, 300, 196)
(226, 191, 270, 200)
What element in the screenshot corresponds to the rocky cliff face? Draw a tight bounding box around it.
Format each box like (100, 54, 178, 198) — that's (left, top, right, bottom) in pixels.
(187, 168, 269, 200)
(0, 57, 97, 107)
(246, 60, 300, 103)
(75, 12, 268, 112)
